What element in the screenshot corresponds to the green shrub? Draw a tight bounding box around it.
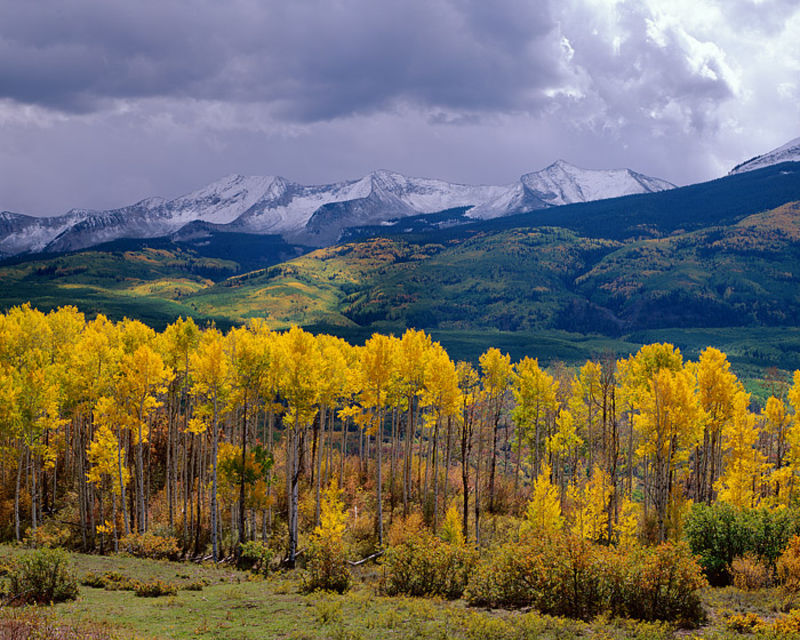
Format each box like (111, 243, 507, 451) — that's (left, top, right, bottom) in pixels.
(466, 538, 706, 625)
(303, 537, 352, 594)
(81, 572, 106, 588)
(100, 571, 137, 591)
(381, 530, 478, 600)
(237, 540, 274, 576)
(133, 579, 178, 597)
(182, 579, 207, 591)
(6, 547, 79, 605)
(119, 532, 181, 560)
(684, 503, 798, 585)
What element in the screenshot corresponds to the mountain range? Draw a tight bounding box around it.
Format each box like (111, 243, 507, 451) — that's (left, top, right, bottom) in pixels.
(0, 161, 675, 258)
(2, 137, 800, 368)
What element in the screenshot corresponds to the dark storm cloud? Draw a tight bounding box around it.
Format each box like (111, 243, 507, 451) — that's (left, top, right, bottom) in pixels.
(0, 0, 566, 118)
(1, 0, 799, 216)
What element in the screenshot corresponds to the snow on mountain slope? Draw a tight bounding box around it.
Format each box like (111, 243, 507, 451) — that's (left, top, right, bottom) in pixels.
(0, 163, 675, 257)
(467, 160, 675, 220)
(0, 210, 90, 256)
(730, 137, 800, 175)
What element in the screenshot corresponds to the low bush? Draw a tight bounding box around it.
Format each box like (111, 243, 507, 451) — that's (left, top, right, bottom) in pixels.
(725, 612, 765, 633)
(119, 532, 181, 560)
(631, 542, 706, 624)
(303, 536, 351, 594)
(777, 534, 800, 595)
(684, 503, 799, 585)
(81, 571, 137, 591)
(133, 579, 178, 597)
(0, 607, 118, 640)
(182, 579, 207, 591)
(381, 530, 478, 599)
(237, 540, 274, 576)
(731, 553, 772, 590)
(466, 536, 607, 619)
(465, 537, 706, 625)
(81, 572, 106, 588)
(5, 547, 79, 605)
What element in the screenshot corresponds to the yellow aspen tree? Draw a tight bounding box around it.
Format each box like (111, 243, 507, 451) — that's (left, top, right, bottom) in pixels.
(547, 408, 583, 495)
(694, 347, 742, 503)
(359, 333, 398, 546)
(159, 317, 199, 532)
(568, 361, 603, 475)
(227, 325, 272, 550)
(520, 464, 563, 540)
(511, 357, 558, 483)
(118, 343, 172, 534)
(396, 329, 433, 516)
(479, 348, 512, 513)
(570, 464, 613, 542)
(191, 328, 231, 563)
(86, 421, 130, 551)
(784, 371, 800, 503)
(314, 335, 351, 526)
(716, 391, 766, 509)
(633, 363, 702, 542)
(456, 361, 480, 543)
(763, 396, 792, 501)
(277, 326, 320, 566)
(422, 343, 461, 530)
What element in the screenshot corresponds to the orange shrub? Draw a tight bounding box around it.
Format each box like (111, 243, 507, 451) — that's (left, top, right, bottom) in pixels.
(731, 553, 772, 590)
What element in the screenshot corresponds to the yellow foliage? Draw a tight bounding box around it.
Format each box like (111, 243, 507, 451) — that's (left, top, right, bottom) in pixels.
(570, 465, 613, 542)
(440, 502, 464, 546)
(521, 465, 563, 539)
(313, 482, 347, 545)
(716, 392, 768, 509)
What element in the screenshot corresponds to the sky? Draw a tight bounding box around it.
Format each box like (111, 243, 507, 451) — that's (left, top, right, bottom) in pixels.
(1, 0, 799, 216)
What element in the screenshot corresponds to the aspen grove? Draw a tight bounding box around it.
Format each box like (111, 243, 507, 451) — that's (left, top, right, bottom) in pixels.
(2, 304, 799, 563)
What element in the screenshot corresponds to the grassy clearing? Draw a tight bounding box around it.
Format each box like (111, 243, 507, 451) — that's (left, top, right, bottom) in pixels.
(2, 545, 798, 640)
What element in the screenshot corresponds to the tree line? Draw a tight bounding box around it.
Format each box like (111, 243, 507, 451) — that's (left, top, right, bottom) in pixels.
(1, 304, 798, 562)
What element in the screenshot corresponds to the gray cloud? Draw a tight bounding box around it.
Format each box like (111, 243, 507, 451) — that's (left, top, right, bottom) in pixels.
(0, 0, 565, 118)
(0, 0, 799, 215)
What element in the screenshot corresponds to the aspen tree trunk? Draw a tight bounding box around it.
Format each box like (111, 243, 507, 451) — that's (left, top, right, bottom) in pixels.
(136, 399, 146, 534)
(267, 410, 275, 532)
(31, 453, 38, 533)
(389, 408, 397, 513)
(238, 397, 249, 549)
(443, 416, 453, 512)
(461, 412, 471, 542)
(432, 417, 440, 531)
(376, 407, 384, 546)
(339, 417, 348, 488)
(211, 393, 220, 562)
(403, 396, 415, 516)
(14, 449, 24, 542)
(325, 407, 333, 487)
(288, 412, 301, 567)
(314, 405, 326, 526)
(117, 423, 131, 538)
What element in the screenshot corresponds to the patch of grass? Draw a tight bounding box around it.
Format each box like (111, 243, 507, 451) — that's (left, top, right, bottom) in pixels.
(0, 545, 794, 640)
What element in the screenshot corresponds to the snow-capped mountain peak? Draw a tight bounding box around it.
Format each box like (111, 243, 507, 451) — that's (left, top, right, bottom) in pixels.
(0, 163, 675, 257)
(730, 137, 800, 175)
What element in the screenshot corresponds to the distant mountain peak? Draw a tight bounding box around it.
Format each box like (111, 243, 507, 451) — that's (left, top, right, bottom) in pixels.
(0, 162, 675, 257)
(730, 137, 800, 175)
